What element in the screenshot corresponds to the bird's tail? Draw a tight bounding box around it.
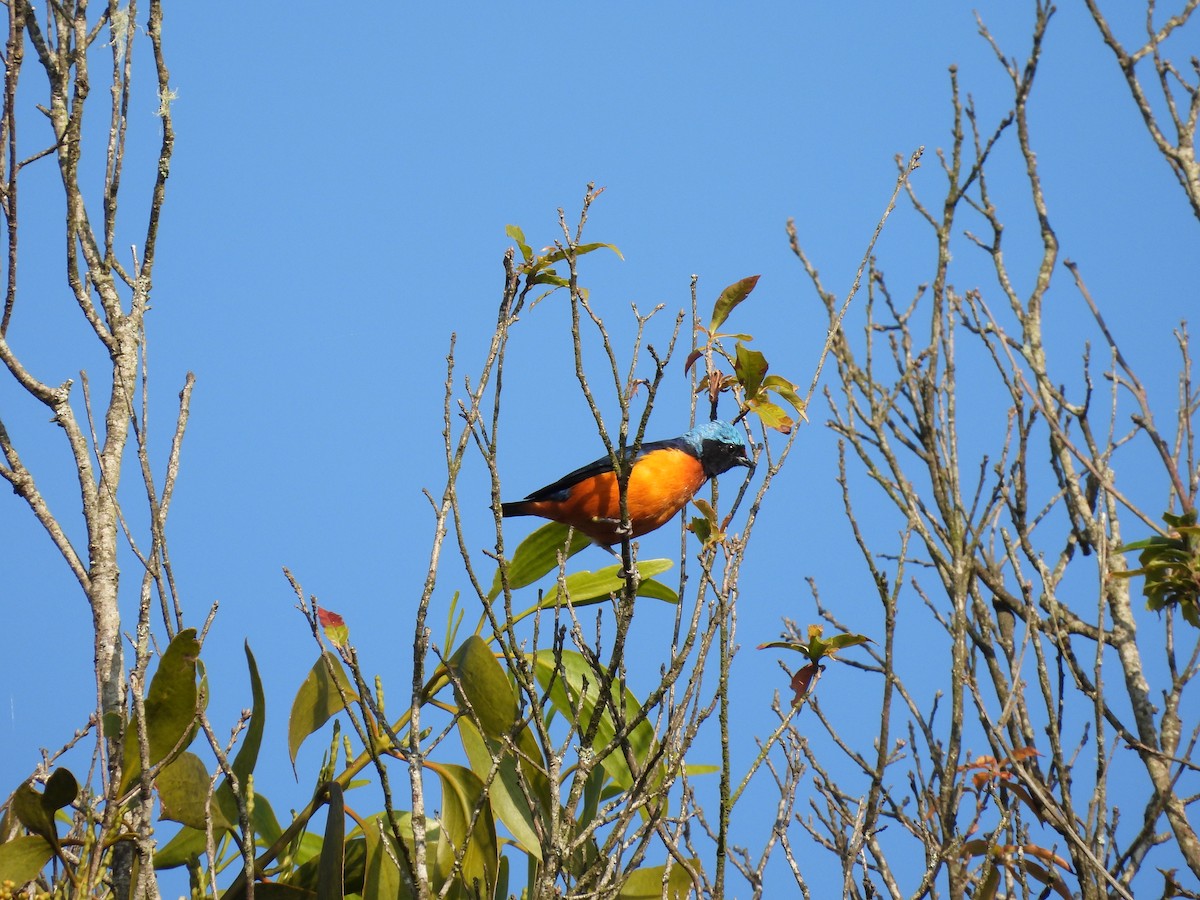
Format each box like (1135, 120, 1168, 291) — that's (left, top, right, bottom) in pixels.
(499, 501, 530, 518)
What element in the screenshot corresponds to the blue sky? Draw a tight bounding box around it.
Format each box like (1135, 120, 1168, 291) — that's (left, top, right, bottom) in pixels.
(3, 2, 1197, 896)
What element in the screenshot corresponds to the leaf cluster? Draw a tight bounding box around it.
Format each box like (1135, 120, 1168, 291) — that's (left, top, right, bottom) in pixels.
(1116, 510, 1200, 626)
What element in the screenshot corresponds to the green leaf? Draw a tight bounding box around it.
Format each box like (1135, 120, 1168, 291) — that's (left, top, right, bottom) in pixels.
(446, 636, 519, 739)
(505, 224, 532, 262)
(153, 824, 207, 869)
(491, 521, 592, 601)
(459, 718, 545, 861)
(747, 398, 794, 433)
(687, 514, 713, 546)
(42, 768, 79, 814)
(101, 712, 123, 739)
(758, 628, 871, 664)
(317, 783, 346, 900)
(12, 785, 57, 846)
(289, 653, 359, 768)
(157, 752, 231, 831)
(542, 242, 623, 265)
(252, 793, 284, 848)
(762, 374, 806, 419)
(538, 559, 677, 608)
(285, 835, 367, 895)
(733, 342, 768, 398)
(687, 498, 718, 547)
(12, 767, 77, 849)
(977, 862, 1000, 900)
(119, 629, 202, 796)
(214, 643, 267, 828)
(755, 640, 807, 654)
(616, 860, 701, 898)
(633, 577, 679, 603)
(363, 816, 415, 900)
(531, 650, 660, 793)
(244, 886, 316, 900)
(824, 633, 872, 652)
(0, 835, 55, 886)
(531, 270, 569, 288)
(708, 275, 760, 333)
(428, 762, 499, 900)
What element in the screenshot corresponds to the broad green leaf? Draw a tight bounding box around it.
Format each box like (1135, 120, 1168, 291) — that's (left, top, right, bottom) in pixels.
(157, 752, 230, 831)
(12, 768, 75, 849)
(538, 559, 677, 608)
(505, 224, 532, 262)
(733, 342, 768, 398)
(687, 513, 713, 546)
(708, 275, 760, 333)
(0, 835, 54, 886)
(245, 886, 316, 900)
(490, 521, 591, 601)
(317, 783, 346, 900)
(580, 764, 606, 833)
(157, 793, 285, 870)
(748, 398, 794, 433)
(633, 577, 679, 603)
(153, 824, 207, 869)
(531, 650, 659, 793)
(363, 816, 414, 900)
(215, 644, 266, 827)
(977, 863, 1000, 900)
(252, 793, 284, 847)
(285, 835, 367, 895)
(531, 270, 569, 288)
(361, 812, 440, 894)
(684, 764, 720, 776)
(12, 784, 57, 846)
(459, 718, 544, 861)
(824, 633, 872, 652)
(755, 640, 806, 654)
(42, 769, 78, 814)
(446, 636, 519, 739)
(762, 374, 806, 419)
(688, 499, 719, 547)
(744, 400, 792, 434)
(542, 242, 623, 265)
(288, 653, 359, 768)
(119, 629, 201, 795)
(428, 762, 499, 900)
(496, 855, 510, 900)
(616, 860, 701, 898)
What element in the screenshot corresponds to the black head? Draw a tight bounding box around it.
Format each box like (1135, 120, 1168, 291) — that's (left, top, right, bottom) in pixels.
(683, 421, 754, 478)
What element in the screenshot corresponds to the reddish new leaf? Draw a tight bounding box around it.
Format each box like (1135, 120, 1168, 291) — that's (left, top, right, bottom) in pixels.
(790, 663, 822, 705)
(317, 606, 349, 648)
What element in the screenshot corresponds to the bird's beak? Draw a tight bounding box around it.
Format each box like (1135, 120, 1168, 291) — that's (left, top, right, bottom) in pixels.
(738, 452, 755, 472)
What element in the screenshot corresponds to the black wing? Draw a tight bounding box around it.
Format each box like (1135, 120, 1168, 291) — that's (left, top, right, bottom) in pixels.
(520, 437, 690, 503)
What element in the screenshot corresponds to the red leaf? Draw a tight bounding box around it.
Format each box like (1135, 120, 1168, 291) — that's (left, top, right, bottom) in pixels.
(317, 607, 345, 629)
(790, 663, 822, 705)
(317, 606, 349, 649)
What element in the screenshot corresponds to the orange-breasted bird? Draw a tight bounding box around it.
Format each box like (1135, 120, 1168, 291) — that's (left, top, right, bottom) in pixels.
(500, 420, 753, 545)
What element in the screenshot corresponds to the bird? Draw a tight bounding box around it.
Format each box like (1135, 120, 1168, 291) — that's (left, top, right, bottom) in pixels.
(500, 420, 753, 545)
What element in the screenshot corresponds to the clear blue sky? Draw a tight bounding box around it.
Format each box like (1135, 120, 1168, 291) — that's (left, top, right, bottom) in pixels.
(2, 2, 1196, 896)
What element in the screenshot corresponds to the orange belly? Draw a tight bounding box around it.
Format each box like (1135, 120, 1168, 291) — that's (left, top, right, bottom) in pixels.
(521, 448, 707, 544)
